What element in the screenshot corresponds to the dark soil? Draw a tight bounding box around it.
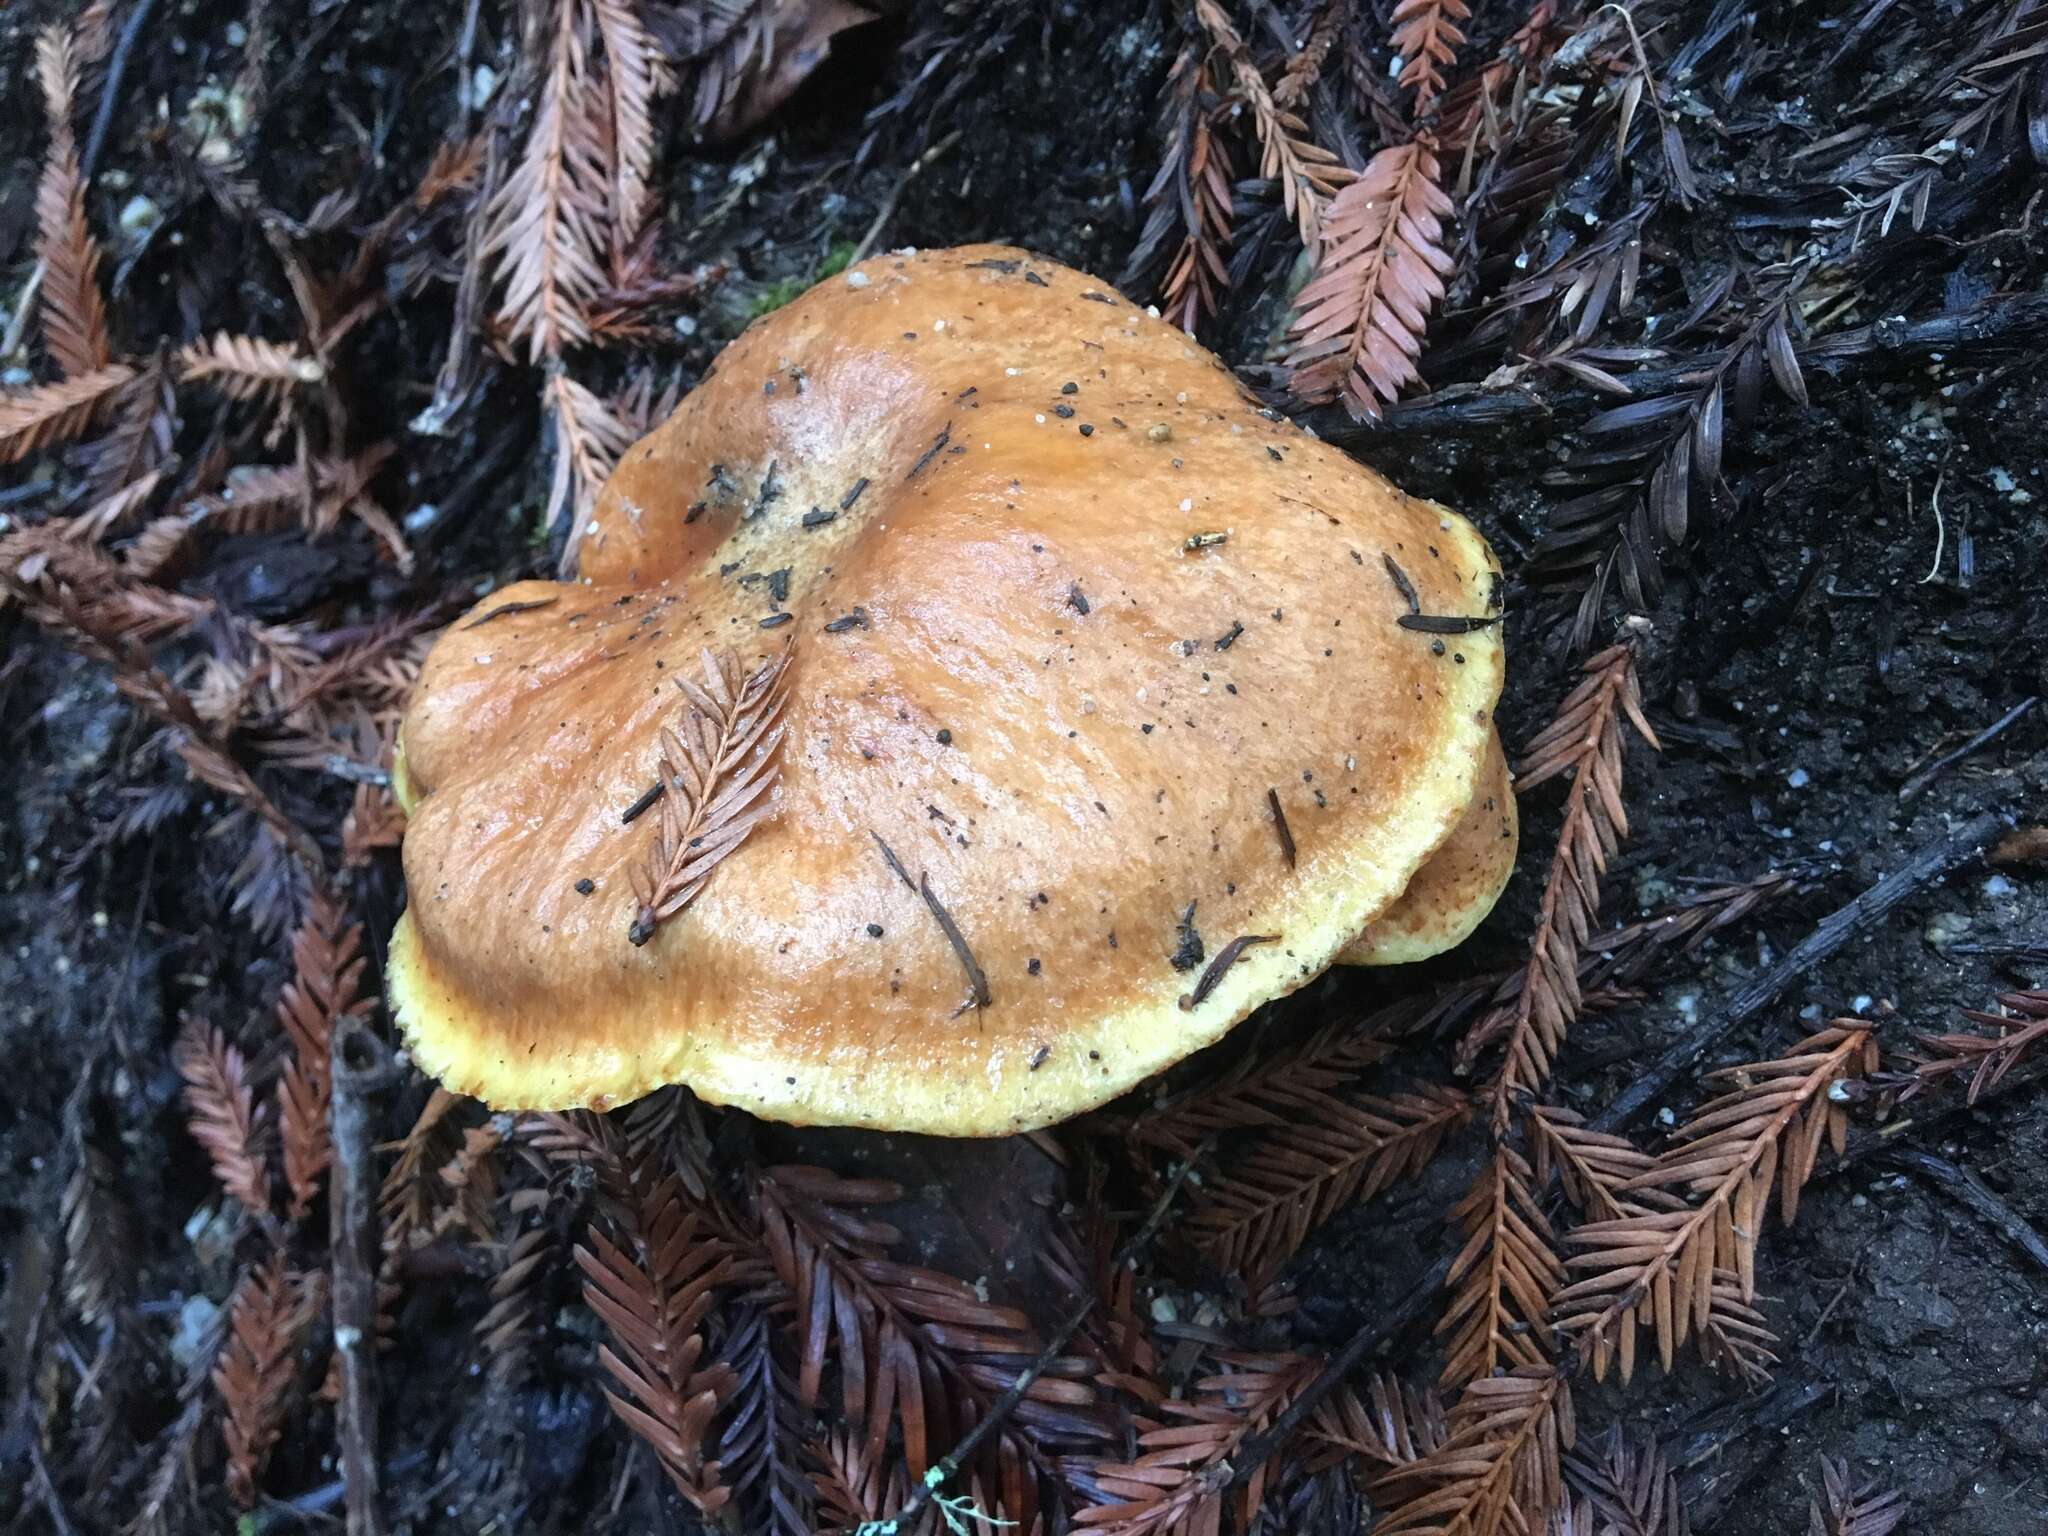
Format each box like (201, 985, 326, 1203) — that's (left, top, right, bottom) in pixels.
(2, 0, 2045, 1533)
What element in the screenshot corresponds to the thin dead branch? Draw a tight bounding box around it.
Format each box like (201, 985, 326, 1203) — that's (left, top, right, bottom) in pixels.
(591, 0, 662, 270)
(754, 1163, 1089, 1517)
(716, 1304, 817, 1536)
(1558, 1025, 1873, 1383)
(0, 563, 327, 881)
(1131, 985, 1483, 1155)
(275, 892, 369, 1222)
(480, 1213, 550, 1372)
(176, 333, 326, 402)
(1, 364, 137, 464)
(1129, 48, 1236, 335)
(1529, 1104, 1674, 1224)
(1562, 1426, 1689, 1536)
(1076, 1351, 1323, 1535)
(1535, 272, 1811, 651)
(1275, 1, 1342, 110)
(1298, 1369, 1447, 1475)
(329, 1013, 395, 1536)
(546, 370, 639, 572)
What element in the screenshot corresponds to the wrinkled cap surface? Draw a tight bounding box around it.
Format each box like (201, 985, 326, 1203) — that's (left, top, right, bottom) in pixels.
(390, 244, 1507, 1134)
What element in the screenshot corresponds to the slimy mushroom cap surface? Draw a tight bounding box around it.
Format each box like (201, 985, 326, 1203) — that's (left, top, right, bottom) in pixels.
(1342, 730, 1517, 966)
(389, 244, 1506, 1134)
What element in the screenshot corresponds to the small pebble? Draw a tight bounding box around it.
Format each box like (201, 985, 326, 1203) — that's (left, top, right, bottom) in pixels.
(1924, 910, 1972, 947)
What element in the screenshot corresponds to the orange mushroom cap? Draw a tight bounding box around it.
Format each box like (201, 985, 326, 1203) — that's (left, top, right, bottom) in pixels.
(388, 244, 1507, 1134)
(1341, 730, 1517, 966)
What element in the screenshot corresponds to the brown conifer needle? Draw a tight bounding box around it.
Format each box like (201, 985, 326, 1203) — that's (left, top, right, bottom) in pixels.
(627, 646, 793, 946)
(1284, 142, 1456, 420)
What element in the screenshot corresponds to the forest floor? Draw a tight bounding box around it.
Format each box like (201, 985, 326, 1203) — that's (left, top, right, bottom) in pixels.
(2, 0, 2045, 1534)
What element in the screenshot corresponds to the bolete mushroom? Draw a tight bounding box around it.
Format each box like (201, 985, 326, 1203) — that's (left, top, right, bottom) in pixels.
(389, 244, 1510, 1135)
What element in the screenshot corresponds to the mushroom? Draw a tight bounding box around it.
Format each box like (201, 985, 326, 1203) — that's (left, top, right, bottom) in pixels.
(1341, 732, 1517, 966)
(388, 244, 1509, 1135)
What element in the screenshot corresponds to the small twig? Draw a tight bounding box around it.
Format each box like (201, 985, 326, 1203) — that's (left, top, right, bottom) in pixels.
(1668, 1379, 1831, 1525)
(460, 595, 558, 630)
(854, 1146, 1209, 1536)
(330, 1014, 398, 1536)
(905, 422, 953, 482)
(1266, 788, 1296, 867)
(451, 0, 483, 137)
(1947, 941, 2048, 959)
(851, 129, 964, 265)
(1381, 553, 1421, 614)
(1885, 1149, 2048, 1275)
(0, 267, 44, 365)
(1897, 696, 2037, 802)
(322, 756, 393, 787)
(1319, 291, 2048, 442)
(413, 118, 507, 436)
(5, 1254, 77, 1536)
(1224, 1253, 1454, 1490)
(1591, 2, 1687, 193)
(1178, 933, 1279, 1010)
(619, 779, 662, 824)
(240, 1451, 432, 1534)
(26, 1426, 82, 1536)
(919, 872, 990, 1011)
(1664, 1378, 1832, 1472)
(1832, 1059, 2048, 1176)
(1397, 613, 1502, 634)
(1801, 1273, 1859, 1351)
(871, 831, 916, 891)
(83, 0, 161, 180)
(1592, 809, 2008, 1133)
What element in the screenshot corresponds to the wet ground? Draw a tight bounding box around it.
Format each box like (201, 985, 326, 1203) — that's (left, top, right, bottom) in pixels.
(2, 0, 2044, 1531)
